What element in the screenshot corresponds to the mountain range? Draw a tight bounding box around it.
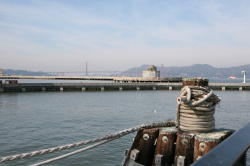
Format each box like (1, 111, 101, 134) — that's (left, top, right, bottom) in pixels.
(1, 64, 249, 79)
(122, 64, 250, 79)
(2, 69, 50, 76)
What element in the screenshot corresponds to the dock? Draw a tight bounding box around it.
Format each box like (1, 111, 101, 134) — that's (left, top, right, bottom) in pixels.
(0, 75, 181, 82)
(1, 82, 250, 92)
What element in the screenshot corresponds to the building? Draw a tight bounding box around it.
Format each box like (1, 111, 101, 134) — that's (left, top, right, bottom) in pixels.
(142, 65, 160, 78)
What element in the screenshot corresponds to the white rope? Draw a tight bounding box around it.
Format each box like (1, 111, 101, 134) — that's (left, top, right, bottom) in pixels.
(0, 120, 176, 163)
(177, 86, 220, 132)
(31, 139, 114, 166)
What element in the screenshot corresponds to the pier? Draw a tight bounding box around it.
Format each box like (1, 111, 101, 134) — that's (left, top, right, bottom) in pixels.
(0, 82, 250, 92)
(0, 75, 181, 83)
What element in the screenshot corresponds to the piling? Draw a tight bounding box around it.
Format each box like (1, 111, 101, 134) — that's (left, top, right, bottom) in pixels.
(124, 128, 159, 166)
(193, 129, 233, 161)
(169, 87, 173, 91)
(82, 87, 86, 91)
(41, 87, 46, 91)
(119, 87, 123, 91)
(153, 127, 177, 166)
(174, 132, 195, 166)
(60, 87, 64, 91)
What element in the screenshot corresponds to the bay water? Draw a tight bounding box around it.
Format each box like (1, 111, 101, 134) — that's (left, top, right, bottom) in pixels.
(0, 90, 249, 166)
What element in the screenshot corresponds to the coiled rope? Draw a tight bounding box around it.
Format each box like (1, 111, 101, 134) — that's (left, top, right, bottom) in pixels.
(176, 86, 220, 132)
(0, 120, 176, 163)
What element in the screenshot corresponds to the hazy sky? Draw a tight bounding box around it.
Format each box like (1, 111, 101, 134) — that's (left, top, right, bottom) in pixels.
(0, 0, 250, 72)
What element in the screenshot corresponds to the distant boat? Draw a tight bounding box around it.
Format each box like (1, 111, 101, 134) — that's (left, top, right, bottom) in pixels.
(228, 76, 237, 79)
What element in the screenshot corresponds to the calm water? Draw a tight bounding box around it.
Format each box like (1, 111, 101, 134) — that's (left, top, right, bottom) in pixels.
(0, 91, 249, 166)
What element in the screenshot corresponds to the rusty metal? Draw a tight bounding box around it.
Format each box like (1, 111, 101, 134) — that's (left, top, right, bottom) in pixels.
(124, 128, 160, 166)
(191, 122, 250, 166)
(174, 132, 195, 166)
(193, 129, 234, 161)
(153, 127, 177, 166)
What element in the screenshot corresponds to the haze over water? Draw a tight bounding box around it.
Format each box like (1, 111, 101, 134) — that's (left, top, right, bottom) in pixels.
(0, 91, 249, 166)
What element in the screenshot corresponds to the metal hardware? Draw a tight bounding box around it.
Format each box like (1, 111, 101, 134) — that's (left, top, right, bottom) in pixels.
(181, 138, 188, 145)
(154, 154, 163, 166)
(125, 159, 145, 166)
(130, 149, 140, 161)
(199, 142, 206, 152)
(176, 156, 185, 166)
(143, 134, 149, 141)
(162, 136, 168, 143)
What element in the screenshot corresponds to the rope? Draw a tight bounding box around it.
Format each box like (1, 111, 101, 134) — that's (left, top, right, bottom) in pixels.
(177, 86, 220, 132)
(31, 139, 114, 166)
(0, 120, 176, 163)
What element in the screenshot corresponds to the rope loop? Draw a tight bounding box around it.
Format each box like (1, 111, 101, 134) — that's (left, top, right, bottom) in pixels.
(177, 86, 220, 132)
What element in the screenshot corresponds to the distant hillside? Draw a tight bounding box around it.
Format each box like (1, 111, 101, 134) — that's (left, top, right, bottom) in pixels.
(3, 69, 50, 76)
(122, 64, 250, 79)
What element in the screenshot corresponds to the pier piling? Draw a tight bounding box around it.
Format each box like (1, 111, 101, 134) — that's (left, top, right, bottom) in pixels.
(193, 130, 233, 161)
(153, 127, 177, 166)
(60, 87, 64, 91)
(174, 133, 195, 166)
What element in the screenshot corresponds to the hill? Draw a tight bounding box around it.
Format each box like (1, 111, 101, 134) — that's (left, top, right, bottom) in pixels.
(122, 64, 250, 79)
(2, 69, 50, 76)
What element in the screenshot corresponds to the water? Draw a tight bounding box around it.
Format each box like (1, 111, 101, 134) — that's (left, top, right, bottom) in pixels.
(0, 91, 249, 166)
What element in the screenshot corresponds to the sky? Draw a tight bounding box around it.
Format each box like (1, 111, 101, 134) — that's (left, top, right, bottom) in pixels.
(0, 0, 250, 72)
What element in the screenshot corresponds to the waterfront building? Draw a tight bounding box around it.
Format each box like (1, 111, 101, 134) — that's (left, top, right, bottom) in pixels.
(142, 65, 160, 78)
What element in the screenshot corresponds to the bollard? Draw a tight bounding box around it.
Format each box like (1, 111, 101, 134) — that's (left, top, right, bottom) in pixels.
(174, 132, 195, 166)
(193, 129, 234, 161)
(153, 127, 177, 166)
(124, 128, 159, 166)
